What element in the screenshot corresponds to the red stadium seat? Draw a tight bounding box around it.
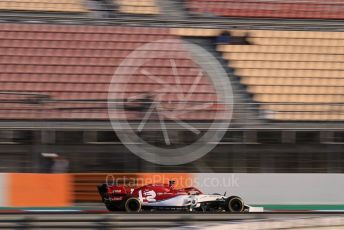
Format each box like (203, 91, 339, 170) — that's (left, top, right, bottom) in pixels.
(0, 23, 223, 121)
(186, 0, 344, 19)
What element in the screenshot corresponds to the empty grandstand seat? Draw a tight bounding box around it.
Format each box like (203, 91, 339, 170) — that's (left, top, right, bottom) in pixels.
(170, 28, 221, 37)
(0, 0, 87, 13)
(186, 0, 344, 19)
(219, 29, 344, 121)
(0, 23, 223, 121)
(115, 0, 159, 14)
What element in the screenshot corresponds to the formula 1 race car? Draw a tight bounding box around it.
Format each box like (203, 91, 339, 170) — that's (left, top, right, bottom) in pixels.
(98, 180, 262, 213)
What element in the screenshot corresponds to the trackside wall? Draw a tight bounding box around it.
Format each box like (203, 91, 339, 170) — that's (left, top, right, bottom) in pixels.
(1, 173, 343, 208)
(193, 173, 344, 205)
(0, 174, 7, 207)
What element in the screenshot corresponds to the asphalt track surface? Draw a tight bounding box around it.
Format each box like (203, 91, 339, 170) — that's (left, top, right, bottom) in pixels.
(1, 212, 344, 229)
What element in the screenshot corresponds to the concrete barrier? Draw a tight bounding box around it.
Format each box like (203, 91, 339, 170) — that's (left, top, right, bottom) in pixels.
(0, 174, 7, 207)
(193, 173, 344, 206)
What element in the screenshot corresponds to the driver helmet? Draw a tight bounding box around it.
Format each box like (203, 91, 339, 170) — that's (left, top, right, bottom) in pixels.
(169, 180, 176, 188)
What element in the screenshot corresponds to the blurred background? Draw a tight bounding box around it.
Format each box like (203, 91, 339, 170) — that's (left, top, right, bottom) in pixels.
(0, 0, 342, 174)
(0, 0, 342, 213)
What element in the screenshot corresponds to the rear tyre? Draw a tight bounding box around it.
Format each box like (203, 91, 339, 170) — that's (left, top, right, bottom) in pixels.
(226, 196, 244, 212)
(124, 197, 142, 212)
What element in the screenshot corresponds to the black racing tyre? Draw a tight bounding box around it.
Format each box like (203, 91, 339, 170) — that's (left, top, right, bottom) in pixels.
(226, 196, 244, 212)
(124, 197, 142, 212)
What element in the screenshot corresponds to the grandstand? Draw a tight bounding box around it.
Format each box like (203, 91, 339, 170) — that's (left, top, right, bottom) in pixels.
(0, 0, 87, 13)
(0, 23, 221, 121)
(173, 27, 344, 121)
(116, 0, 159, 14)
(219, 30, 344, 121)
(0, 0, 342, 174)
(186, 0, 344, 19)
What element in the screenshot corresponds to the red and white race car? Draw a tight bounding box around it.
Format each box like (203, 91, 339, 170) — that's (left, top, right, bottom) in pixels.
(98, 180, 262, 212)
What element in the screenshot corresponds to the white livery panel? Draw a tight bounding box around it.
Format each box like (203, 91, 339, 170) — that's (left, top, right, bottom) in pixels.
(142, 195, 192, 207)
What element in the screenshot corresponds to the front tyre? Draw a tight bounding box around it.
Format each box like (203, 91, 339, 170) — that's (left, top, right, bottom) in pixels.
(226, 196, 244, 212)
(124, 197, 142, 212)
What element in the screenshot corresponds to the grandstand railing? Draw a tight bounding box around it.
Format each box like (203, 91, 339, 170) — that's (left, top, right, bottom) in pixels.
(0, 14, 342, 30)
